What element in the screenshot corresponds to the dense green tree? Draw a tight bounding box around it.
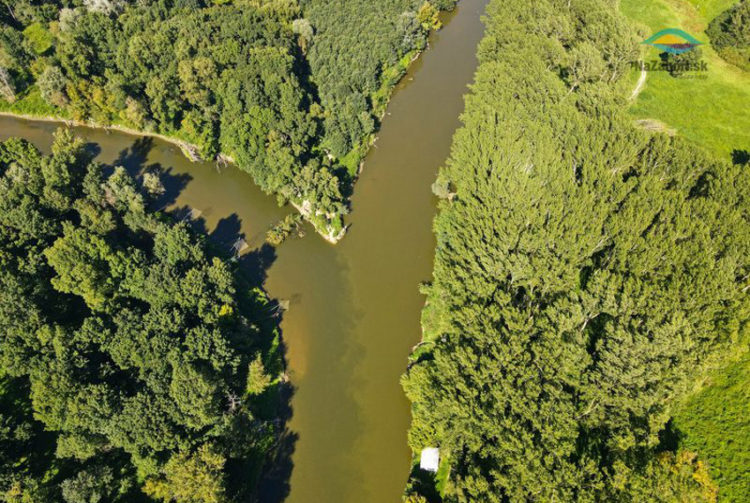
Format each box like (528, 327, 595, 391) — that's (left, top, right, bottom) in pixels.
(37, 64, 69, 107)
(0, 66, 14, 101)
(61, 466, 117, 503)
(0, 376, 61, 502)
(246, 355, 272, 395)
(303, 0, 454, 159)
(0, 0, 455, 238)
(707, 0, 750, 70)
(402, 0, 749, 501)
(144, 444, 226, 503)
(0, 130, 283, 500)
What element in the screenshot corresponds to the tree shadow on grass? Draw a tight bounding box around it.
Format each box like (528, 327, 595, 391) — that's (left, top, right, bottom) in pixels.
(657, 419, 684, 453)
(731, 149, 749, 166)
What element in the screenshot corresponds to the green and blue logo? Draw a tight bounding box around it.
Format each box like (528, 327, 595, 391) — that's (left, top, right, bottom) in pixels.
(642, 28, 703, 54)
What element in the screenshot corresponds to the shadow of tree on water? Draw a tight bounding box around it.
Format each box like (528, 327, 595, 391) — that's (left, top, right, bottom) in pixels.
(116, 137, 298, 503)
(82, 141, 101, 162)
(149, 164, 192, 210)
(239, 243, 277, 287)
(114, 136, 152, 173)
(113, 137, 298, 503)
(113, 137, 192, 211)
(255, 409, 298, 503)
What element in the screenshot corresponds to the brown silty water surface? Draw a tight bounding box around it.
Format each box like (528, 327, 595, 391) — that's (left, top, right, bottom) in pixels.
(0, 0, 489, 500)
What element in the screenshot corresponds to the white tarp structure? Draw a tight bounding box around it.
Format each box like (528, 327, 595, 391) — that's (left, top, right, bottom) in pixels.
(420, 447, 440, 473)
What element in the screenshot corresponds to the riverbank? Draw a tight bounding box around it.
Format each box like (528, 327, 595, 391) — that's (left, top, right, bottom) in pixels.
(0, 2, 461, 247)
(0, 39, 433, 247)
(0, 110, 210, 162)
(0, 1, 492, 500)
(0, 110, 357, 243)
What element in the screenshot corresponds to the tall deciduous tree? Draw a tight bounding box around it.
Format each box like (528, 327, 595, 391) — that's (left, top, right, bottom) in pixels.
(0, 131, 283, 500)
(402, 0, 749, 501)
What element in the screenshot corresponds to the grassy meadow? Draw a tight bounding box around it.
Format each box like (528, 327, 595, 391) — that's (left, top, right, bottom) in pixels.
(620, 0, 750, 159)
(672, 352, 750, 502)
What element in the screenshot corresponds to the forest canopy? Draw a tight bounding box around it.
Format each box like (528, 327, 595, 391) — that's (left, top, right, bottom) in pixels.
(402, 0, 749, 501)
(0, 130, 283, 502)
(0, 0, 452, 240)
(707, 0, 750, 71)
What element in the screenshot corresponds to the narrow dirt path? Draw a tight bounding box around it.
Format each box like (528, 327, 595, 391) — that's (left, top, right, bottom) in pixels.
(630, 63, 647, 101)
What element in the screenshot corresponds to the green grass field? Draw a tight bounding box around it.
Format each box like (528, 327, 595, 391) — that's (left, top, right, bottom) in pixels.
(620, 0, 750, 160)
(685, 0, 737, 20)
(673, 352, 750, 502)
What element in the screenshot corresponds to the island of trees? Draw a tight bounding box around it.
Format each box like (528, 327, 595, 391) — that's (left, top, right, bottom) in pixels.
(0, 0, 455, 241)
(402, 0, 749, 501)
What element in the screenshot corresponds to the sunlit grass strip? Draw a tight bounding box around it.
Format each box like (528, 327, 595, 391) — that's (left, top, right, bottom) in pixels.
(621, 0, 750, 159)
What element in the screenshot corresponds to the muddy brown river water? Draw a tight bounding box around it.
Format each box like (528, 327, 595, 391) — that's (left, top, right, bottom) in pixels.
(0, 1, 488, 500)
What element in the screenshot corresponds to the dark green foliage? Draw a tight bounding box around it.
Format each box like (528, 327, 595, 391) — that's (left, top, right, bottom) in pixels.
(0, 376, 62, 502)
(52, 2, 332, 215)
(707, 0, 750, 71)
(402, 0, 749, 501)
(60, 466, 118, 503)
(0, 1, 341, 231)
(660, 47, 704, 77)
(1, 0, 454, 236)
(302, 0, 456, 159)
(0, 130, 282, 502)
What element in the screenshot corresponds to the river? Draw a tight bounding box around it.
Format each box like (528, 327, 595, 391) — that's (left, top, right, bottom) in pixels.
(0, 0, 488, 500)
